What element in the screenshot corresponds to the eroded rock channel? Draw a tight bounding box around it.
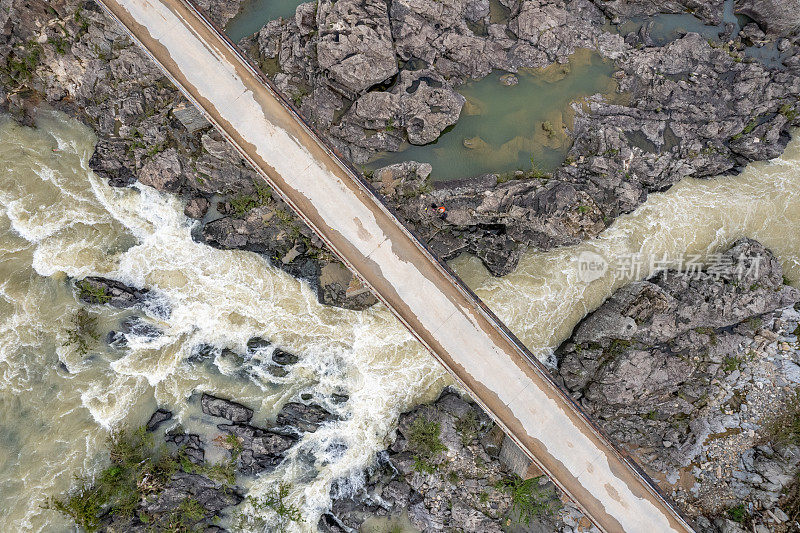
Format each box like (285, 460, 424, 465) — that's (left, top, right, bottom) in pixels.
(4, 0, 800, 531)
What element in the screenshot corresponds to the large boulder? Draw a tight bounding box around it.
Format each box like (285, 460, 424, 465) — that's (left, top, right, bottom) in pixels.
(217, 423, 298, 475)
(75, 276, 149, 308)
(735, 0, 800, 39)
(316, 0, 398, 96)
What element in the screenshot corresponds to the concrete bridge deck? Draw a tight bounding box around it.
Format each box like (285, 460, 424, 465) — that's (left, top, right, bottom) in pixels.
(93, 0, 696, 530)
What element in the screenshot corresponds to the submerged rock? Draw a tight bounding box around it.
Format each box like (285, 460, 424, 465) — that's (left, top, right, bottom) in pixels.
(146, 408, 173, 432)
(271, 348, 300, 365)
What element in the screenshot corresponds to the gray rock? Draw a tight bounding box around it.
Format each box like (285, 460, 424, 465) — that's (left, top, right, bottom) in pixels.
(217, 422, 298, 475)
(316, 0, 398, 97)
(275, 402, 337, 433)
(138, 148, 185, 192)
(184, 197, 209, 219)
(200, 393, 254, 423)
(146, 408, 173, 432)
(75, 276, 149, 308)
(735, 0, 800, 39)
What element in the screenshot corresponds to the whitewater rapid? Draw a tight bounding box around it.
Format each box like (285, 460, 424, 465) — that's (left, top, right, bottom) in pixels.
(0, 110, 798, 531)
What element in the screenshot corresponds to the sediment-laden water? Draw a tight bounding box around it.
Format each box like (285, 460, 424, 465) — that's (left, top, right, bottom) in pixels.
(1, 111, 799, 532)
(225, 0, 306, 42)
(368, 49, 617, 180)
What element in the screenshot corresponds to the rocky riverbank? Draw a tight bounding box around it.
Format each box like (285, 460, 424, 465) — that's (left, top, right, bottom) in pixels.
(51, 389, 341, 531)
(4, 0, 800, 290)
(320, 239, 800, 532)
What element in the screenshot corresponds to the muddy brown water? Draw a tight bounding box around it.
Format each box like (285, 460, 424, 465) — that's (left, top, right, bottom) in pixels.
(0, 111, 798, 531)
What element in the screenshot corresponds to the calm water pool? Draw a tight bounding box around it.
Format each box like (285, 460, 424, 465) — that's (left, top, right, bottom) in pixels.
(225, 0, 305, 41)
(367, 49, 617, 181)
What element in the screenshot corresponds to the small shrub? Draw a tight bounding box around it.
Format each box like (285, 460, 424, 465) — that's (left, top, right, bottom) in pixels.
(407, 415, 446, 473)
(43, 477, 105, 532)
(496, 475, 560, 525)
(780, 103, 799, 121)
(77, 280, 112, 304)
(722, 355, 743, 373)
(46, 425, 233, 531)
(237, 483, 303, 533)
(230, 194, 258, 218)
(3, 41, 43, 84)
(455, 410, 479, 447)
(48, 35, 69, 55)
(64, 309, 100, 355)
(726, 503, 746, 523)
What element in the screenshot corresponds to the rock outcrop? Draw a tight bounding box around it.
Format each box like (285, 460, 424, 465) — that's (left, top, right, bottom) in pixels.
(75, 276, 149, 308)
(321, 390, 573, 532)
(201, 393, 254, 424)
(199, 393, 337, 475)
(556, 240, 800, 529)
(734, 0, 800, 39)
(5, 0, 800, 288)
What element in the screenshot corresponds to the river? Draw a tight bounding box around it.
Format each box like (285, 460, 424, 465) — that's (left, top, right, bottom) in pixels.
(0, 110, 798, 531)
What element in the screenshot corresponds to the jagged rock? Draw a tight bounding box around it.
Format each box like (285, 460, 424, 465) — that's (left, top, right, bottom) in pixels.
(275, 402, 337, 433)
(144, 471, 243, 512)
(146, 409, 173, 432)
(335, 69, 465, 147)
(316, 0, 398, 97)
(184, 197, 209, 219)
(735, 0, 800, 39)
(165, 431, 205, 465)
(217, 423, 298, 475)
(322, 390, 564, 532)
(597, 0, 725, 25)
(75, 276, 148, 308)
(138, 148, 185, 192)
(556, 239, 800, 524)
(201, 393, 254, 423)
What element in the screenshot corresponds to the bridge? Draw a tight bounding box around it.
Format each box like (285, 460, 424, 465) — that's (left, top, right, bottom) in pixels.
(94, 0, 696, 530)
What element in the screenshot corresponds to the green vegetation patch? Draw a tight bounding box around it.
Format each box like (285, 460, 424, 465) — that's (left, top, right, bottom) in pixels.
(495, 475, 561, 525)
(2, 40, 43, 85)
(77, 280, 112, 304)
(765, 391, 800, 447)
(230, 180, 273, 218)
(64, 308, 101, 356)
(455, 410, 480, 447)
(407, 415, 447, 474)
(236, 482, 303, 533)
(726, 503, 747, 523)
(46, 427, 240, 532)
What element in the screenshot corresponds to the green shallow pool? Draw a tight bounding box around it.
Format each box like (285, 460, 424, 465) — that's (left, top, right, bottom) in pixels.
(366, 49, 618, 181)
(225, 0, 305, 41)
